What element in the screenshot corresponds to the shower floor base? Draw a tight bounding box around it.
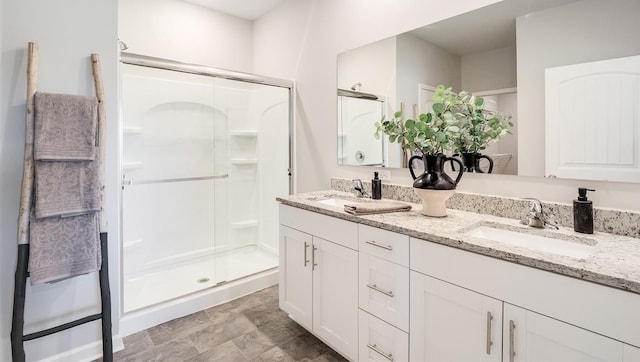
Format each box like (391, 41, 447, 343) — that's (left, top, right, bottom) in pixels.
(124, 245, 278, 312)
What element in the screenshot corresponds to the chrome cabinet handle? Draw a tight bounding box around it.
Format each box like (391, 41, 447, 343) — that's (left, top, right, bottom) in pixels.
(486, 312, 493, 355)
(303, 242, 309, 267)
(509, 320, 516, 362)
(367, 344, 394, 361)
(312, 245, 318, 271)
(365, 240, 393, 251)
(367, 284, 394, 298)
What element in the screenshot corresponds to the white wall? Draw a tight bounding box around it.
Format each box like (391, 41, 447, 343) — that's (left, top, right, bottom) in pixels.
(119, 0, 253, 71)
(396, 32, 461, 111)
(0, 1, 120, 361)
(254, 0, 640, 212)
(337, 36, 396, 97)
(517, 0, 640, 177)
(461, 45, 516, 92)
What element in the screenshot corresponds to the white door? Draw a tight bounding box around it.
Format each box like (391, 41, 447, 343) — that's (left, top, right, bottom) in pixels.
(312, 237, 359, 361)
(419, 84, 437, 115)
(545, 55, 640, 182)
(503, 303, 624, 362)
(279, 225, 313, 329)
(410, 272, 502, 362)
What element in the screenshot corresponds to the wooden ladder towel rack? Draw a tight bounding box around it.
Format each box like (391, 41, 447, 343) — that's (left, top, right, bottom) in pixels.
(10, 42, 113, 362)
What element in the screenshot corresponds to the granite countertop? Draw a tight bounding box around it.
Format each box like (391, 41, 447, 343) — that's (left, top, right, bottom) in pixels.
(277, 190, 640, 295)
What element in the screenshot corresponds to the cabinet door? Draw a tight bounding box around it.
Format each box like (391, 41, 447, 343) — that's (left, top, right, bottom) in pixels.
(410, 271, 502, 362)
(279, 225, 313, 329)
(313, 237, 359, 361)
(503, 303, 624, 362)
(624, 344, 640, 361)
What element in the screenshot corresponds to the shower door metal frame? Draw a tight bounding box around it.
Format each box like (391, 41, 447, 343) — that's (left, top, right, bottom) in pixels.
(120, 52, 294, 195)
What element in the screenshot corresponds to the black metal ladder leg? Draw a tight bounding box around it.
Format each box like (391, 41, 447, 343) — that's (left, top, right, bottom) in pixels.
(11, 244, 29, 362)
(10, 236, 113, 362)
(99, 232, 113, 361)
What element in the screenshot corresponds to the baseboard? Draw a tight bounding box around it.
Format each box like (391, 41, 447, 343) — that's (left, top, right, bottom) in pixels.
(119, 268, 278, 337)
(35, 335, 124, 362)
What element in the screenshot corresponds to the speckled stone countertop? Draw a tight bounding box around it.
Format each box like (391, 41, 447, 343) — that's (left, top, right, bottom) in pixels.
(277, 190, 640, 295)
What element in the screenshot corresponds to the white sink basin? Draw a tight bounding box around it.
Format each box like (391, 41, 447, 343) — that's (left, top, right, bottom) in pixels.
(465, 225, 595, 259)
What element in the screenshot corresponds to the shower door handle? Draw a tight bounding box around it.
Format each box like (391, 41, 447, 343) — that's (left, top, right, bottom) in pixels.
(122, 174, 228, 187)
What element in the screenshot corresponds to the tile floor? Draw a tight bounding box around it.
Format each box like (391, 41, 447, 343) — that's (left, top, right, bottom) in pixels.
(106, 285, 348, 361)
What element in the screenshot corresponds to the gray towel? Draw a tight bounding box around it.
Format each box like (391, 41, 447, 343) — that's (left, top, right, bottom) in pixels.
(34, 159, 100, 218)
(344, 201, 412, 215)
(28, 211, 100, 285)
(34, 92, 98, 161)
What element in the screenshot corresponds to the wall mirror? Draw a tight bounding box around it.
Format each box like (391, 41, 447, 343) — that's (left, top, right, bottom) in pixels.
(336, 0, 640, 183)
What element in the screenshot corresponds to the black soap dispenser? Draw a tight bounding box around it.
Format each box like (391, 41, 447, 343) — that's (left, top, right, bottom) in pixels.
(372, 171, 382, 200)
(573, 187, 595, 234)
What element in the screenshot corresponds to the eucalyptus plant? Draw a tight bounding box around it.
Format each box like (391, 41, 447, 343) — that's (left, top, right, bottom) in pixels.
(374, 85, 462, 155)
(453, 95, 513, 154)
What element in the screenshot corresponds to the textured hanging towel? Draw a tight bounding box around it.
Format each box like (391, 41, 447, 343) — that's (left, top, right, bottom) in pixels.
(28, 211, 100, 285)
(34, 158, 100, 218)
(33, 92, 98, 161)
(344, 201, 412, 215)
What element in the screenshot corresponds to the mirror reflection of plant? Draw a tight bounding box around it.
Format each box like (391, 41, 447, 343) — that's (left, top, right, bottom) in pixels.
(454, 96, 513, 154)
(375, 85, 463, 156)
(375, 85, 513, 156)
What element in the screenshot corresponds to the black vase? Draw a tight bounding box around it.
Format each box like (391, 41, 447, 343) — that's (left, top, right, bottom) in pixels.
(452, 152, 494, 173)
(409, 154, 464, 190)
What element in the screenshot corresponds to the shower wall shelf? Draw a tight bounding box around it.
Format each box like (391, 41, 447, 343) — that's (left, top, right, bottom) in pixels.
(231, 219, 258, 229)
(124, 127, 143, 134)
(123, 239, 143, 248)
(123, 161, 143, 169)
(230, 159, 258, 165)
(229, 130, 258, 137)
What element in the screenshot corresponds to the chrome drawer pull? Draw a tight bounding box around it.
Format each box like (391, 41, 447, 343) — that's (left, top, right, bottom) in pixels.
(509, 320, 516, 362)
(365, 240, 393, 251)
(486, 311, 493, 355)
(367, 344, 394, 361)
(367, 284, 394, 298)
(312, 245, 318, 271)
(303, 242, 310, 267)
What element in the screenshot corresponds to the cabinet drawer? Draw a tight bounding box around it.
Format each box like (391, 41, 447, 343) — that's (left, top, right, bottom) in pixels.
(359, 225, 409, 266)
(359, 254, 409, 332)
(280, 204, 358, 250)
(359, 309, 408, 362)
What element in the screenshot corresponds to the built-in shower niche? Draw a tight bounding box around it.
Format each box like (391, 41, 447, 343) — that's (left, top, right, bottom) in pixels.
(120, 63, 288, 313)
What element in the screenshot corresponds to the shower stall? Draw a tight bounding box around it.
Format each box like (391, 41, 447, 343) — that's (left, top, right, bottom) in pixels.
(119, 54, 292, 314)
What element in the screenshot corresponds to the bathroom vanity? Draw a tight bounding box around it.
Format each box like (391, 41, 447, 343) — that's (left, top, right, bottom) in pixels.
(277, 191, 640, 362)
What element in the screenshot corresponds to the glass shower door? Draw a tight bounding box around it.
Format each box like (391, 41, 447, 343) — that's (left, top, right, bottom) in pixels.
(121, 64, 228, 312)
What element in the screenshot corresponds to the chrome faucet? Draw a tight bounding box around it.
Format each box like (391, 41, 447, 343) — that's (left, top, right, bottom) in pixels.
(352, 179, 370, 198)
(521, 198, 558, 229)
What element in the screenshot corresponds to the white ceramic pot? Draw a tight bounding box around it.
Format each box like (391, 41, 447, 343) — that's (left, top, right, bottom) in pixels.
(413, 188, 455, 217)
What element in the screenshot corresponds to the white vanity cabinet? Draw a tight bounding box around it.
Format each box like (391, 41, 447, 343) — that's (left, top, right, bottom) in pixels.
(279, 205, 359, 361)
(503, 303, 624, 362)
(410, 272, 502, 362)
(279, 201, 640, 362)
(410, 237, 640, 362)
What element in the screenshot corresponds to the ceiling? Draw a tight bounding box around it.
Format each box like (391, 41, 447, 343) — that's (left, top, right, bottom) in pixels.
(183, 0, 285, 20)
(410, 0, 579, 56)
